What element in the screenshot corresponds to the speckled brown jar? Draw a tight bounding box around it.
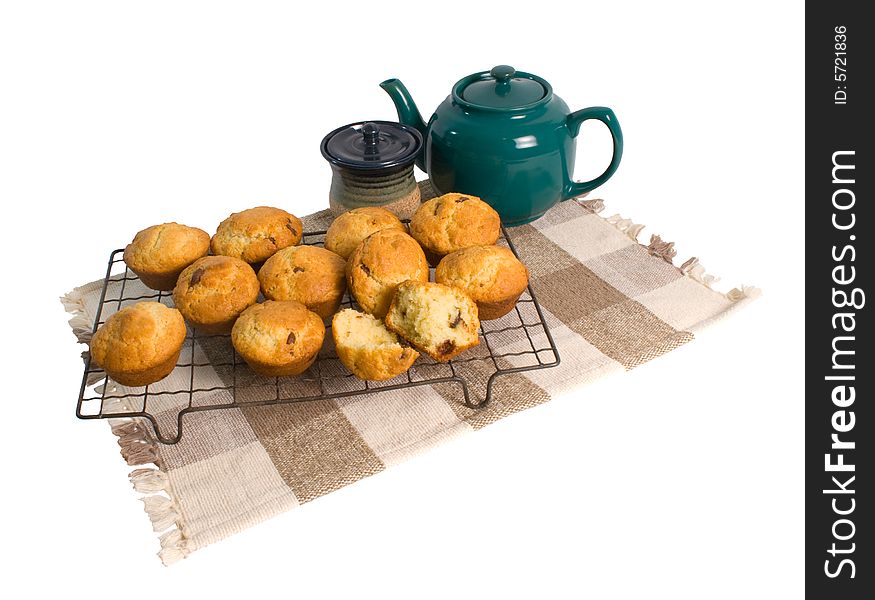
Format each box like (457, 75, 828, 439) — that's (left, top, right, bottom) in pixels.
(321, 121, 423, 219)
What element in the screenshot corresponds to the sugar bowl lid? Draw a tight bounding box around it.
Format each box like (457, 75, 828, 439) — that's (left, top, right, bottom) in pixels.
(321, 120, 422, 170)
(455, 65, 552, 111)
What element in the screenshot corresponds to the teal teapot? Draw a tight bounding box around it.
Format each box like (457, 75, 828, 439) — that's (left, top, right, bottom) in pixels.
(381, 65, 623, 225)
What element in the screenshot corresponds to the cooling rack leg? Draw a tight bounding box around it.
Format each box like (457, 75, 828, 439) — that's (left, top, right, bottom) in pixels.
(137, 414, 184, 445)
(456, 377, 487, 410)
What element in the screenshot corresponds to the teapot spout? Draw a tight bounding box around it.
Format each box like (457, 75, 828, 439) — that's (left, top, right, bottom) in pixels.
(380, 78, 427, 171)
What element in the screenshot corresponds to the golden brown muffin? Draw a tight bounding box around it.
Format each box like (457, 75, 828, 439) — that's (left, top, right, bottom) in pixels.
(409, 193, 501, 262)
(324, 207, 406, 259)
(211, 206, 303, 266)
(258, 245, 347, 320)
(123, 223, 210, 291)
(172, 256, 260, 334)
(90, 302, 187, 386)
(231, 300, 325, 377)
(385, 280, 480, 362)
(435, 245, 530, 320)
(346, 229, 429, 319)
(332, 308, 419, 380)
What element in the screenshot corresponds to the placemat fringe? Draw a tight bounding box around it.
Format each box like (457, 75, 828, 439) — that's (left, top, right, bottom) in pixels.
(158, 529, 189, 566)
(141, 495, 178, 531)
(646, 234, 677, 263)
(111, 420, 159, 465)
(679, 256, 718, 287)
(61, 287, 94, 344)
(596, 210, 759, 303)
(726, 285, 762, 301)
(130, 468, 168, 493)
(605, 213, 646, 240)
(109, 419, 192, 565)
(576, 198, 605, 213)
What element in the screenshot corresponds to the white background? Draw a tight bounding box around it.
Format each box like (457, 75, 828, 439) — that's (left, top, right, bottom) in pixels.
(1, 1, 804, 598)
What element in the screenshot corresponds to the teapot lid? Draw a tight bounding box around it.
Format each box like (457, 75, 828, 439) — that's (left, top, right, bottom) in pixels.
(320, 120, 422, 170)
(456, 65, 551, 110)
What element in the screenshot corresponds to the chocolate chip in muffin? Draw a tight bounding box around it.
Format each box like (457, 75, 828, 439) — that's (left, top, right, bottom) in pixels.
(456, 196, 468, 203)
(293, 266, 305, 273)
(285, 220, 297, 236)
(437, 340, 455, 356)
(360, 264, 371, 276)
(450, 310, 463, 328)
(268, 236, 277, 245)
(286, 331, 296, 345)
(189, 268, 205, 287)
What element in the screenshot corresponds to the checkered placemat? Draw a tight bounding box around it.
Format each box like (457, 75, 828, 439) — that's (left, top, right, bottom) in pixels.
(62, 185, 758, 564)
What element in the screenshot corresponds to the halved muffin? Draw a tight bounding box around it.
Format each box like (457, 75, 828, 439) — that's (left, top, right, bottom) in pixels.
(332, 309, 419, 380)
(384, 280, 480, 362)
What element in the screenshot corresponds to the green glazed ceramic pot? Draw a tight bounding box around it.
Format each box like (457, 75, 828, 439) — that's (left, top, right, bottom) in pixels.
(381, 65, 623, 226)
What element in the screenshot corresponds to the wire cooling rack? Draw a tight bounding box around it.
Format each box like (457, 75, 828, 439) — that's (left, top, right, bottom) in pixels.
(76, 225, 560, 444)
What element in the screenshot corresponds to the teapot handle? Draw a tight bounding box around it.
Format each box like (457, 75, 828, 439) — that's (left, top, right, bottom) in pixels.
(562, 107, 623, 200)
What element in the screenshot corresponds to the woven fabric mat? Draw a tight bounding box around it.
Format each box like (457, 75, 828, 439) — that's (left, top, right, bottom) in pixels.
(62, 182, 758, 565)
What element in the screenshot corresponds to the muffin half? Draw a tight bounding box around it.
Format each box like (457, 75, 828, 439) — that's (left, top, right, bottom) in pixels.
(385, 280, 480, 362)
(332, 309, 419, 380)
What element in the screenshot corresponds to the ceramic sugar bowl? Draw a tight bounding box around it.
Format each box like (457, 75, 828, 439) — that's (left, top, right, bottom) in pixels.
(320, 120, 423, 219)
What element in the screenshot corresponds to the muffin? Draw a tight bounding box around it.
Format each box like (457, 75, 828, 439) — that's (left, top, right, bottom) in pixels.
(172, 256, 260, 334)
(89, 302, 187, 387)
(324, 206, 406, 259)
(123, 223, 210, 291)
(211, 206, 303, 266)
(231, 300, 325, 377)
(435, 246, 530, 320)
(385, 280, 480, 362)
(258, 245, 347, 320)
(409, 193, 501, 262)
(332, 309, 419, 380)
(346, 229, 429, 319)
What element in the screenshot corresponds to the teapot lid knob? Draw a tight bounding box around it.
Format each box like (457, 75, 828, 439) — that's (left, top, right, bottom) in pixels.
(490, 65, 516, 82)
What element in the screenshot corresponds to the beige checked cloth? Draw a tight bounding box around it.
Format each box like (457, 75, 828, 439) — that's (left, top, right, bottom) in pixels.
(62, 185, 759, 564)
